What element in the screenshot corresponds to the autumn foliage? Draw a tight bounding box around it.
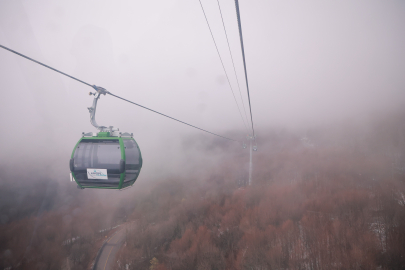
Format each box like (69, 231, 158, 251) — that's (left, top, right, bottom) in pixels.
(113, 113, 405, 269)
(1, 111, 405, 269)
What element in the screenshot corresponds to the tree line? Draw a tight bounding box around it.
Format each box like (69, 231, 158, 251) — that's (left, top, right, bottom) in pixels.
(1, 110, 405, 269)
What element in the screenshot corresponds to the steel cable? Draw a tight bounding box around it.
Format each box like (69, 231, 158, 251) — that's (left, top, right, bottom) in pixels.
(108, 93, 240, 142)
(0, 43, 241, 143)
(0, 44, 93, 88)
(233, 0, 256, 139)
(198, 0, 249, 134)
(216, 0, 250, 129)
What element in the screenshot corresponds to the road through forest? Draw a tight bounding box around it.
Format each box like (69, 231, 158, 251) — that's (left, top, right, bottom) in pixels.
(93, 226, 127, 270)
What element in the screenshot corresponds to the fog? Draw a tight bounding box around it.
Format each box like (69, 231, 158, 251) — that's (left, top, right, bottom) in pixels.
(1, 0, 405, 183)
(1, 2, 405, 269)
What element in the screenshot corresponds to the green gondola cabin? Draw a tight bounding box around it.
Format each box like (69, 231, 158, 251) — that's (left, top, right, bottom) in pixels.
(69, 132, 142, 190)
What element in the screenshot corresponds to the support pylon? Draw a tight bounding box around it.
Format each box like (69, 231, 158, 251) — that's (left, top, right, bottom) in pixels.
(247, 135, 255, 186)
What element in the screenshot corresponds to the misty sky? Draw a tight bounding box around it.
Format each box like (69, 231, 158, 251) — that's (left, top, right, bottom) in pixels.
(0, 0, 404, 182)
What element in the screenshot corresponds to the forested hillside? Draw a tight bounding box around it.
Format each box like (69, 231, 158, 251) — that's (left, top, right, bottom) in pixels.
(1, 111, 405, 270)
(115, 113, 405, 270)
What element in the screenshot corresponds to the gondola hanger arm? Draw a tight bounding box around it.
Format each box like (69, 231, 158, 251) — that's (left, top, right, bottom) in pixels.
(88, 85, 116, 133)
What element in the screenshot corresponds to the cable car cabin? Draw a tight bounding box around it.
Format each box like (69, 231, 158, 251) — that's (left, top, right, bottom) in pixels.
(69, 132, 142, 190)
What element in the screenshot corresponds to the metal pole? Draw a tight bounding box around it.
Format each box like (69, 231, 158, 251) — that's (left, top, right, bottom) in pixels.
(249, 137, 252, 185)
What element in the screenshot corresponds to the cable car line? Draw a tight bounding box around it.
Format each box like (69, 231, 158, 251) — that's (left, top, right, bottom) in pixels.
(0, 44, 93, 88)
(108, 93, 240, 142)
(198, 0, 249, 134)
(0, 43, 241, 143)
(216, 0, 250, 128)
(234, 0, 256, 139)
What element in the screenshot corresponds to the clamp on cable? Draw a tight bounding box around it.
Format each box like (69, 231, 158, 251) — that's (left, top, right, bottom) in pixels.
(90, 85, 109, 96)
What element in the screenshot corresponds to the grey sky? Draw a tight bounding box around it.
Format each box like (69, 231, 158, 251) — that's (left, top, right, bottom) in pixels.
(0, 0, 404, 181)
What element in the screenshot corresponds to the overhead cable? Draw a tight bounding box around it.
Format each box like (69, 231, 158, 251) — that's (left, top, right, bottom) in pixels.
(234, 0, 256, 138)
(108, 93, 239, 142)
(0, 44, 93, 88)
(0, 43, 240, 143)
(198, 0, 249, 134)
(216, 0, 250, 128)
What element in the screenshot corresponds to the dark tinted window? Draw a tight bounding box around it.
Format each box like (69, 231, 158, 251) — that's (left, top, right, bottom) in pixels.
(124, 139, 141, 169)
(74, 140, 121, 170)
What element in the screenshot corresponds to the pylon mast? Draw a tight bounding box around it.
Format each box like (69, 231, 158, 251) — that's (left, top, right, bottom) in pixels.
(249, 137, 253, 185)
(246, 135, 256, 185)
